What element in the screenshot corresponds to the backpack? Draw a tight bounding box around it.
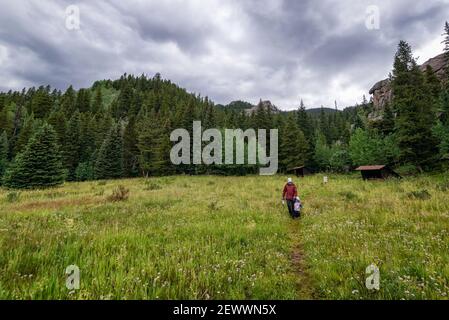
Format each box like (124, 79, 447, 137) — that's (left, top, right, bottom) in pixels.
(294, 199, 302, 213)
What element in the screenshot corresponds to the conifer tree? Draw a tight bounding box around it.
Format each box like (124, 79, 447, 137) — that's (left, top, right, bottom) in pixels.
(79, 112, 96, 163)
(31, 87, 53, 119)
(93, 112, 114, 151)
(440, 22, 449, 124)
(318, 107, 332, 144)
(391, 41, 438, 170)
(0, 131, 8, 179)
(0, 106, 12, 135)
(61, 86, 77, 115)
(3, 123, 64, 189)
(279, 115, 309, 171)
(123, 115, 140, 177)
(137, 112, 167, 176)
(115, 84, 133, 118)
(432, 22, 449, 160)
(297, 100, 313, 142)
(203, 102, 216, 129)
(64, 110, 81, 180)
(444, 21, 449, 86)
(14, 115, 39, 155)
(92, 86, 103, 114)
(47, 110, 67, 147)
(0, 95, 4, 113)
(94, 124, 123, 180)
(151, 119, 174, 176)
(76, 89, 91, 113)
(425, 65, 442, 102)
(376, 103, 395, 136)
(254, 100, 272, 130)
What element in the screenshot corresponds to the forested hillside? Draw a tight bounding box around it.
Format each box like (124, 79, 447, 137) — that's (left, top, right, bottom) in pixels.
(1, 23, 449, 188)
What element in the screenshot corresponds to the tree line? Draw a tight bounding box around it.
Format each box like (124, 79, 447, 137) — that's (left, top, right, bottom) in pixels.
(0, 23, 448, 189)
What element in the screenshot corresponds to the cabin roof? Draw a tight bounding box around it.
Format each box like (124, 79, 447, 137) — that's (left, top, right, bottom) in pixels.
(355, 165, 386, 171)
(288, 166, 306, 170)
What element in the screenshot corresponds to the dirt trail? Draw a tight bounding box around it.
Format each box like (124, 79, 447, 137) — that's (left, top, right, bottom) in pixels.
(289, 219, 314, 299)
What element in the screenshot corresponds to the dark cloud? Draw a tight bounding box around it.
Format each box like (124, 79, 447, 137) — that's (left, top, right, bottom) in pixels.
(0, 0, 448, 109)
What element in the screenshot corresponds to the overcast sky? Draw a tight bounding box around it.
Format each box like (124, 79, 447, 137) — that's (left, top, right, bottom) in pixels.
(0, 0, 448, 110)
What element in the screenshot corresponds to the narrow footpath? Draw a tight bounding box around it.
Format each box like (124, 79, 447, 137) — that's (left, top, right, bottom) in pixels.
(289, 219, 314, 299)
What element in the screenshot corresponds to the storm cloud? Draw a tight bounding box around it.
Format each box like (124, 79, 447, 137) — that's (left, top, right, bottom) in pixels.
(0, 0, 448, 109)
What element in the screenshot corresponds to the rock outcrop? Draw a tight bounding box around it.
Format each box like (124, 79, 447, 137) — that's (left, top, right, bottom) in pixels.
(369, 53, 447, 111)
(246, 100, 280, 115)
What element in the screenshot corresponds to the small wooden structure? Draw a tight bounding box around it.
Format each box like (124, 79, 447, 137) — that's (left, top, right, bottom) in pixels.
(355, 165, 401, 180)
(287, 166, 314, 177)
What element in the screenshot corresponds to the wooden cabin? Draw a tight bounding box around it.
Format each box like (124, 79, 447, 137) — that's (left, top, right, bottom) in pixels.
(355, 165, 401, 180)
(287, 166, 314, 178)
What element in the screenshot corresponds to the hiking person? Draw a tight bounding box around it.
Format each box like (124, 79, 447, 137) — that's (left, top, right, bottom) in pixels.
(282, 178, 298, 218)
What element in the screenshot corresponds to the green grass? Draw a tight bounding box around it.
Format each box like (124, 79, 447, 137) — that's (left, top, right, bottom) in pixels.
(0, 174, 448, 300)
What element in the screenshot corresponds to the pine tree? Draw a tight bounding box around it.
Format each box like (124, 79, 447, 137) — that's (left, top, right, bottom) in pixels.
(3, 123, 64, 189)
(31, 87, 53, 119)
(61, 86, 76, 116)
(151, 119, 174, 175)
(0, 95, 4, 113)
(76, 89, 91, 113)
(353, 111, 366, 131)
(391, 41, 438, 170)
(0, 105, 13, 137)
(440, 22, 449, 124)
(79, 112, 96, 163)
(123, 115, 140, 177)
(377, 103, 395, 136)
(92, 86, 103, 114)
(203, 101, 216, 129)
(432, 22, 449, 161)
(63, 111, 81, 180)
(444, 21, 449, 86)
(115, 84, 133, 118)
(47, 110, 67, 147)
(94, 124, 123, 180)
(318, 107, 332, 144)
(14, 115, 39, 155)
(136, 109, 176, 176)
(0, 131, 8, 180)
(279, 115, 309, 172)
(137, 112, 166, 176)
(297, 100, 313, 141)
(424, 65, 442, 102)
(91, 112, 113, 160)
(254, 100, 273, 130)
(296, 100, 314, 163)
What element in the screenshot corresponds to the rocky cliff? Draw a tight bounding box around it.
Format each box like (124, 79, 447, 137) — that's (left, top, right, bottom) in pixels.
(246, 100, 280, 115)
(369, 53, 447, 112)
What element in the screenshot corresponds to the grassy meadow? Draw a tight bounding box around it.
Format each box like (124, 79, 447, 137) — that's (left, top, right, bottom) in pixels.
(0, 174, 448, 300)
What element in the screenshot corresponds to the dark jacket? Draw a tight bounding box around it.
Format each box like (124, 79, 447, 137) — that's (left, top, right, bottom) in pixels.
(282, 183, 298, 201)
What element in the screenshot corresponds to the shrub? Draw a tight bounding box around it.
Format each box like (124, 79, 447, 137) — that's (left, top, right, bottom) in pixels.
(107, 185, 130, 202)
(75, 162, 94, 182)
